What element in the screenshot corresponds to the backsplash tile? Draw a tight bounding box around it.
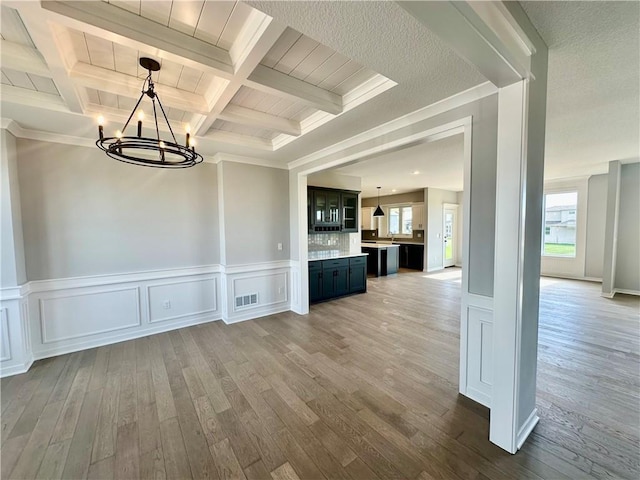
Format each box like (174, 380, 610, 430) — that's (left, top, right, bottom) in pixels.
(308, 233, 351, 258)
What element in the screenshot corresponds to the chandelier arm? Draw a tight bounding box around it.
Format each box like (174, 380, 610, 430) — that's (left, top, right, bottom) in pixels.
(152, 97, 161, 143)
(155, 95, 178, 145)
(121, 90, 147, 133)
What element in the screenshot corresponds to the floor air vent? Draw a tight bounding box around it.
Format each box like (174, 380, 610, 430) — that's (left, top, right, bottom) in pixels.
(235, 293, 258, 309)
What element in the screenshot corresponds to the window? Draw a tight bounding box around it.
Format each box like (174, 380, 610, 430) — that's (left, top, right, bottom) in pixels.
(542, 191, 577, 257)
(388, 206, 413, 235)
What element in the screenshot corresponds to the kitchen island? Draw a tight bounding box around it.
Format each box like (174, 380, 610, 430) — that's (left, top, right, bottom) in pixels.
(360, 243, 400, 276)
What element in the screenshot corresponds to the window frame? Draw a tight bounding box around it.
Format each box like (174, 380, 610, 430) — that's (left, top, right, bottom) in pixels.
(385, 204, 414, 237)
(541, 190, 578, 258)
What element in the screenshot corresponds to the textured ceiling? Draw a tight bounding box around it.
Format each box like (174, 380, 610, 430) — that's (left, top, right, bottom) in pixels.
(334, 134, 465, 198)
(521, 1, 640, 179)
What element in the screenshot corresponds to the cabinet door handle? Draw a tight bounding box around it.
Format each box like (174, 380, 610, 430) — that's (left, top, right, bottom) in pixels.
(333, 270, 337, 277)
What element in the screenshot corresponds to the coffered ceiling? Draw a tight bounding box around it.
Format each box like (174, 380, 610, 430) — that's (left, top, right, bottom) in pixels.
(0, 0, 395, 156)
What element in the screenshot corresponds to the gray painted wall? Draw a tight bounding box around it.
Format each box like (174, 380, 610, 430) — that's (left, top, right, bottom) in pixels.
(220, 161, 290, 265)
(585, 174, 608, 279)
(615, 163, 640, 291)
(1, 130, 26, 287)
(17, 139, 220, 280)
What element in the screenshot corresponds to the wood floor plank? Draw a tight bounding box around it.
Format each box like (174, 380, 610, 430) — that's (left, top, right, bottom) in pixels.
(210, 437, 248, 480)
(35, 438, 72, 480)
(92, 372, 121, 463)
(9, 400, 64, 479)
(244, 460, 271, 480)
(61, 388, 104, 479)
(139, 447, 166, 480)
(217, 407, 261, 469)
(160, 417, 192, 479)
(114, 421, 140, 479)
(87, 455, 115, 480)
(0, 432, 30, 479)
(50, 365, 92, 443)
(136, 368, 162, 455)
(270, 462, 301, 480)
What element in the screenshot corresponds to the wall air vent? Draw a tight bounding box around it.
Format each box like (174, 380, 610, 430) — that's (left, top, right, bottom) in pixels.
(235, 293, 258, 309)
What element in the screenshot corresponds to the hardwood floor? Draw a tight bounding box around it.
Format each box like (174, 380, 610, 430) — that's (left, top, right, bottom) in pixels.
(2, 271, 638, 479)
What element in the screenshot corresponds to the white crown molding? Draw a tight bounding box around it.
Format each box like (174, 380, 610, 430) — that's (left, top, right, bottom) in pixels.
(288, 81, 497, 170)
(212, 153, 288, 170)
(1, 119, 94, 148)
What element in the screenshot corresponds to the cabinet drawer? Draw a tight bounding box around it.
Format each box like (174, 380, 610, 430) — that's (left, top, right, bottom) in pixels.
(349, 256, 366, 266)
(308, 261, 323, 271)
(322, 258, 349, 268)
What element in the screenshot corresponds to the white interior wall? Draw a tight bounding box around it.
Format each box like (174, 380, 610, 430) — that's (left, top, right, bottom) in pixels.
(585, 174, 608, 279)
(614, 162, 640, 292)
(425, 187, 459, 271)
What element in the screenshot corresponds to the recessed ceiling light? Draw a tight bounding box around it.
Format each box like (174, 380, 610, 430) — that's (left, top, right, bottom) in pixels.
(412, 170, 420, 175)
(392, 189, 397, 193)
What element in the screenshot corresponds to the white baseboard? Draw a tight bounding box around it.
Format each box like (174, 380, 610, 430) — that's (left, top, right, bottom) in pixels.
(0, 356, 33, 377)
(517, 408, 540, 450)
(612, 288, 640, 297)
(540, 273, 602, 283)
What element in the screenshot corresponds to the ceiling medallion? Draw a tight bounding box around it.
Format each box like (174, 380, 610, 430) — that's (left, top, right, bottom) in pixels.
(96, 57, 203, 168)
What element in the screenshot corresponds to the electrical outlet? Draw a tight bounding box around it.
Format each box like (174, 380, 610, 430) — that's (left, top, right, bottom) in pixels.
(163, 300, 171, 309)
(278, 286, 284, 294)
(277, 243, 283, 251)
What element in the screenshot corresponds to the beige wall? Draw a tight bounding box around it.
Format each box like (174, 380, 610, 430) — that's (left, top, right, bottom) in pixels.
(17, 139, 220, 280)
(615, 162, 640, 291)
(361, 190, 424, 207)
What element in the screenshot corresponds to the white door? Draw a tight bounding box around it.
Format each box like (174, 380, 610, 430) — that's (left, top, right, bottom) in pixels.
(443, 206, 457, 267)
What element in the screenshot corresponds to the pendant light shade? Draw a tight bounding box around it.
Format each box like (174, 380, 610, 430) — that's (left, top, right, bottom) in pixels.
(373, 186, 385, 217)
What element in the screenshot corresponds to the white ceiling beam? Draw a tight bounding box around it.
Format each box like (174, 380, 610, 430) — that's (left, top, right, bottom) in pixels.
(0, 84, 69, 112)
(246, 65, 343, 115)
(206, 130, 273, 151)
(193, 14, 286, 136)
(70, 63, 210, 115)
(0, 40, 50, 77)
(397, 1, 536, 87)
(14, 2, 86, 113)
(218, 104, 301, 137)
(40, 0, 234, 78)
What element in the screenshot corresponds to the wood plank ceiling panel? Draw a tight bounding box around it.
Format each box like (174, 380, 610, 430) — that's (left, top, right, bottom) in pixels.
(217, 1, 253, 50)
(303, 52, 349, 86)
(176, 66, 203, 93)
(116, 95, 136, 112)
(140, 0, 172, 27)
(85, 34, 115, 71)
(261, 28, 301, 68)
(332, 68, 376, 95)
(113, 43, 139, 77)
(0, 6, 34, 47)
(214, 120, 271, 139)
(109, 1, 141, 16)
(28, 74, 59, 95)
(273, 35, 319, 76)
(156, 59, 182, 88)
(194, 1, 235, 46)
(168, 0, 205, 36)
(86, 88, 101, 104)
(98, 91, 118, 109)
(2, 68, 35, 90)
(1, 71, 12, 85)
(289, 44, 334, 81)
(66, 30, 91, 64)
(318, 60, 363, 91)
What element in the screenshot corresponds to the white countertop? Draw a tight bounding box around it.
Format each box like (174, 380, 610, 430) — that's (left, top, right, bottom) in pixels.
(308, 252, 368, 261)
(360, 243, 400, 249)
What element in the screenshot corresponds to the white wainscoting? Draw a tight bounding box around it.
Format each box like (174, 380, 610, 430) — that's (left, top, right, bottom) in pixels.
(28, 266, 222, 360)
(461, 293, 494, 408)
(222, 261, 292, 324)
(1, 261, 295, 377)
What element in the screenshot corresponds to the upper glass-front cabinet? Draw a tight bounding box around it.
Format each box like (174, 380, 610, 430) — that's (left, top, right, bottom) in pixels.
(308, 188, 359, 233)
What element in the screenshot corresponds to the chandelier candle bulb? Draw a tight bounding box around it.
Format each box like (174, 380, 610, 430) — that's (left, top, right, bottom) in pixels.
(137, 111, 144, 137)
(98, 116, 104, 140)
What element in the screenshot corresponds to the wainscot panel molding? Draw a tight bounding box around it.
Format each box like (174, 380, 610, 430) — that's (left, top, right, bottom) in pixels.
(461, 293, 494, 408)
(1, 261, 296, 377)
(221, 261, 293, 324)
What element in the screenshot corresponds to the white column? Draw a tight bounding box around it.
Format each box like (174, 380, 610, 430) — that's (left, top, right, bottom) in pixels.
(601, 161, 621, 297)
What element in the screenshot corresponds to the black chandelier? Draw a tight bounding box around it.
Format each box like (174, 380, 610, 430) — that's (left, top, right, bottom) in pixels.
(96, 57, 203, 168)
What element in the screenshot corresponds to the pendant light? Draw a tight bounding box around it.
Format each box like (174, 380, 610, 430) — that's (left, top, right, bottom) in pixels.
(373, 186, 385, 217)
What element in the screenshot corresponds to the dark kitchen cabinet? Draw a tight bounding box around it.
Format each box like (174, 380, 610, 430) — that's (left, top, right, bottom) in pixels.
(308, 256, 367, 303)
(399, 244, 424, 270)
(308, 187, 359, 233)
(348, 256, 367, 292)
(322, 260, 349, 298)
(341, 192, 358, 232)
